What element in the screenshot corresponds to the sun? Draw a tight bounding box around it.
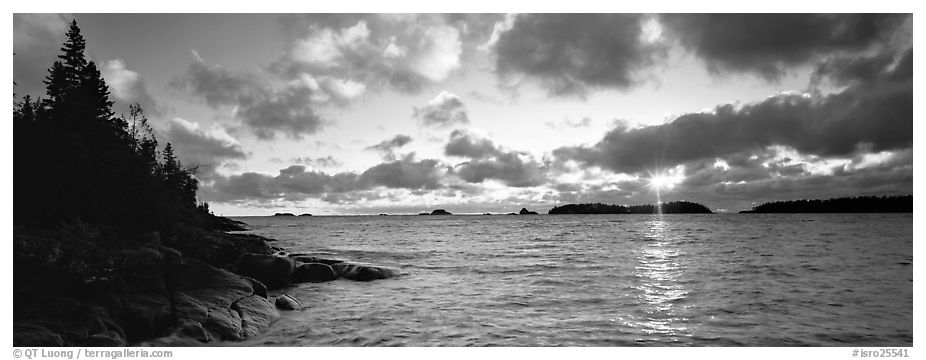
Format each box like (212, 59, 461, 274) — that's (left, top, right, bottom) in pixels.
(646, 170, 685, 192)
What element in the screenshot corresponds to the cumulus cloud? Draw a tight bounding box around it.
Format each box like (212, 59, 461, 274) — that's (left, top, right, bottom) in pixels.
(101, 59, 165, 116)
(659, 14, 910, 80)
(444, 129, 500, 159)
(413, 91, 470, 127)
(492, 14, 665, 97)
(554, 48, 911, 175)
(358, 155, 446, 190)
(174, 57, 325, 140)
(444, 130, 547, 187)
(163, 117, 247, 176)
(202, 154, 448, 203)
(274, 14, 467, 94)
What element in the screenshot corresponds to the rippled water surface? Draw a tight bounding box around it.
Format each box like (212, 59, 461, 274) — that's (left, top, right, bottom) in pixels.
(226, 214, 912, 346)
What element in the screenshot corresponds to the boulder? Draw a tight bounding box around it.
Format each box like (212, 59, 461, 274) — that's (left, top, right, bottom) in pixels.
(234, 295, 279, 338)
(241, 276, 268, 298)
(292, 262, 339, 283)
(235, 254, 295, 289)
(275, 295, 300, 311)
(332, 263, 397, 282)
(84, 331, 126, 347)
(167, 257, 277, 341)
(134, 334, 204, 347)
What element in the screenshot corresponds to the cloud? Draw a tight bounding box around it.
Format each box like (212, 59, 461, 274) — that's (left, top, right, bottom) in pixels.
(659, 14, 910, 80)
(358, 155, 446, 190)
(444, 130, 547, 187)
(274, 15, 468, 94)
(175, 57, 325, 140)
(163, 118, 247, 176)
(202, 154, 447, 203)
(492, 14, 665, 97)
(444, 129, 500, 159)
(289, 156, 343, 168)
(554, 48, 911, 175)
(365, 134, 413, 160)
(413, 91, 470, 127)
(14, 14, 70, 98)
(101, 59, 165, 116)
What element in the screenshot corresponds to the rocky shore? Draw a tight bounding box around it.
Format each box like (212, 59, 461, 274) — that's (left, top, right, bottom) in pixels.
(13, 222, 397, 347)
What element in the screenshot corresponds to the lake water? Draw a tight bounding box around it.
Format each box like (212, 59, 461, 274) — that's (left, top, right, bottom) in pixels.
(225, 214, 912, 346)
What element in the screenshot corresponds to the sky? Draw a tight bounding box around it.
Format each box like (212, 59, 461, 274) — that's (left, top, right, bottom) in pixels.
(12, 13, 914, 215)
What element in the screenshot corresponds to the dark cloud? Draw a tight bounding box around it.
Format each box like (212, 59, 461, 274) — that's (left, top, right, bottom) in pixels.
(205, 165, 360, 203)
(554, 49, 912, 174)
(358, 155, 446, 190)
(444, 130, 500, 159)
(365, 134, 413, 158)
(444, 130, 546, 187)
(493, 14, 664, 96)
(174, 58, 324, 140)
(204, 153, 449, 203)
(660, 14, 909, 80)
(413, 91, 469, 127)
(162, 118, 247, 178)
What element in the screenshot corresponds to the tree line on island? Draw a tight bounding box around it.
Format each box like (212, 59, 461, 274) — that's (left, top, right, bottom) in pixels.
(739, 195, 912, 213)
(548, 201, 713, 214)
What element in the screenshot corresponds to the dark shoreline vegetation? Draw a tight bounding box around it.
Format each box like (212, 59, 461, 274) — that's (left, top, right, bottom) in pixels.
(739, 195, 912, 213)
(548, 201, 713, 215)
(13, 21, 397, 347)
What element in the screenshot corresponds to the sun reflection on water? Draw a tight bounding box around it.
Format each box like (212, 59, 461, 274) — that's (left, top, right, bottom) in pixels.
(633, 219, 691, 340)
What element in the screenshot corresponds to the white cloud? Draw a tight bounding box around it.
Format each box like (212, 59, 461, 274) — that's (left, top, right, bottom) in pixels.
(412, 25, 462, 82)
(292, 21, 371, 67)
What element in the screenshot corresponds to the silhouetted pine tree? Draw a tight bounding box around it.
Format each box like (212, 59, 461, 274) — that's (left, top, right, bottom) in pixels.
(14, 19, 217, 238)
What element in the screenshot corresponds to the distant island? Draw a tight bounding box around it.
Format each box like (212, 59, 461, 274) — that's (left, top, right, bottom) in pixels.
(549, 201, 712, 214)
(273, 212, 296, 217)
(419, 209, 452, 215)
(739, 195, 912, 213)
(519, 208, 539, 215)
(298, 213, 312, 217)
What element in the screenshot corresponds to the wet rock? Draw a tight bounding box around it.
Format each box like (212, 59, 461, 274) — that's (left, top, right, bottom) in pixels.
(168, 257, 262, 341)
(292, 262, 339, 283)
(234, 295, 279, 338)
(134, 334, 204, 347)
(275, 295, 300, 311)
(174, 320, 213, 342)
(290, 255, 344, 266)
(332, 263, 397, 282)
(235, 254, 295, 289)
(241, 276, 268, 298)
(84, 331, 126, 347)
(13, 324, 65, 346)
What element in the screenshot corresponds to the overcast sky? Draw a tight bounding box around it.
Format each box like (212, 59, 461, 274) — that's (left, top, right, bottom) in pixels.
(13, 13, 913, 215)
